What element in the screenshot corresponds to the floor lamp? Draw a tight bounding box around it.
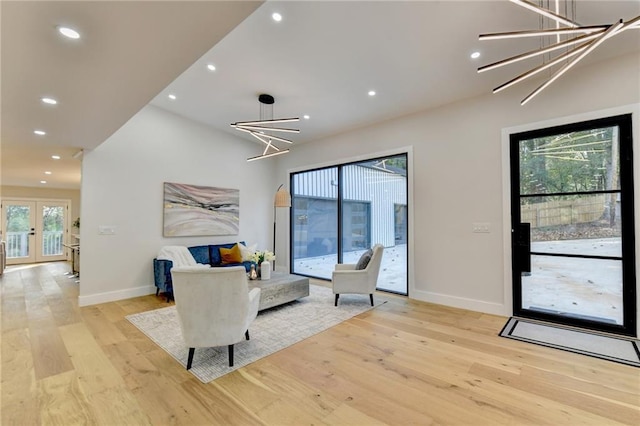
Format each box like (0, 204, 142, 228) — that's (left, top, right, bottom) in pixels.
(273, 184, 291, 272)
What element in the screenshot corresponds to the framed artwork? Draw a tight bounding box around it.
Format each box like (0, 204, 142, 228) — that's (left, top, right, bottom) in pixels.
(163, 182, 239, 237)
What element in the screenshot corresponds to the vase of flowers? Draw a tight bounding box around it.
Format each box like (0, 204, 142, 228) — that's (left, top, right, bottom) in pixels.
(249, 250, 275, 277)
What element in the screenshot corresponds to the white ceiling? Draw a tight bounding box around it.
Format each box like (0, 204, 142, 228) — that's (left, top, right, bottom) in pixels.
(2, 1, 639, 190)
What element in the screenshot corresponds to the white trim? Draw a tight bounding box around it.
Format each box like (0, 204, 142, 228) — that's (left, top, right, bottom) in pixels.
(287, 146, 413, 174)
(501, 136, 513, 316)
(411, 289, 506, 316)
(501, 103, 640, 335)
(78, 284, 156, 307)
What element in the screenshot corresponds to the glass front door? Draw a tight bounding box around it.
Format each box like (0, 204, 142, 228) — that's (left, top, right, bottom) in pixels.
(510, 115, 636, 336)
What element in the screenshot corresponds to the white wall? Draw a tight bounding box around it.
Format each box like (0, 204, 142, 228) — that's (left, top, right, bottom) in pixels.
(276, 53, 640, 324)
(79, 105, 276, 305)
(77, 53, 640, 335)
(1, 186, 81, 225)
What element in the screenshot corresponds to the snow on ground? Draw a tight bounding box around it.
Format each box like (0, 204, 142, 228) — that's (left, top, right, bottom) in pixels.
(293, 244, 407, 293)
(294, 238, 624, 325)
(525, 238, 623, 324)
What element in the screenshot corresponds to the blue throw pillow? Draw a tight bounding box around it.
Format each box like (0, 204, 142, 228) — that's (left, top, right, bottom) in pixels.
(188, 245, 210, 264)
(355, 249, 373, 270)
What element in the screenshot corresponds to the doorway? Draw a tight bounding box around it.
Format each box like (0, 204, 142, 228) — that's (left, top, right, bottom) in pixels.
(510, 114, 636, 336)
(1, 199, 69, 265)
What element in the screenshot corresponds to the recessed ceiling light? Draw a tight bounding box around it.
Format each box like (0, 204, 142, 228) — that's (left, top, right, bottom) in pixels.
(51, 155, 61, 160)
(368, 90, 376, 97)
(41, 97, 57, 105)
(34, 130, 46, 136)
(40, 180, 47, 184)
(207, 64, 216, 71)
(168, 94, 177, 100)
(272, 12, 282, 22)
(470, 51, 481, 59)
(303, 115, 310, 120)
(45, 171, 52, 175)
(58, 26, 80, 39)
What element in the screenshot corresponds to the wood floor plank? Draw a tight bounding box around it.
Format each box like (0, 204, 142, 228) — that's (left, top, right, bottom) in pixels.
(58, 323, 126, 395)
(470, 362, 640, 424)
(520, 365, 640, 406)
(36, 370, 97, 425)
(229, 359, 344, 420)
(181, 376, 267, 425)
(80, 305, 128, 346)
(1, 295, 28, 332)
(47, 293, 82, 327)
(1, 328, 36, 408)
(28, 319, 74, 381)
(321, 402, 390, 426)
(86, 386, 152, 425)
(129, 370, 222, 425)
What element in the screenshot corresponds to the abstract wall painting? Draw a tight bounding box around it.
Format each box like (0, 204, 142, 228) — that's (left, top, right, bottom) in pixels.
(163, 182, 239, 237)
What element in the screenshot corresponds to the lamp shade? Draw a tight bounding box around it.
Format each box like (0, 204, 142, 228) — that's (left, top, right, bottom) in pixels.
(274, 187, 291, 207)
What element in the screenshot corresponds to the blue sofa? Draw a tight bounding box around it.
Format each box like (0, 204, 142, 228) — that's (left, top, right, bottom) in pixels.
(153, 242, 254, 301)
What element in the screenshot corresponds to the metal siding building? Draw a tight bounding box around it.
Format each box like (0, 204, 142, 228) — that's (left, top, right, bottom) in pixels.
(292, 165, 406, 251)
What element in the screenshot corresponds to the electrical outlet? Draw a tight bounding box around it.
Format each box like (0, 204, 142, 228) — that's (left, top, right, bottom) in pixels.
(472, 222, 491, 233)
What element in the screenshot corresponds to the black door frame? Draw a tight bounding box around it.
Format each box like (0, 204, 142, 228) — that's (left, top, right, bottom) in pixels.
(510, 114, 636, 336)
(289, 153, 409, 296)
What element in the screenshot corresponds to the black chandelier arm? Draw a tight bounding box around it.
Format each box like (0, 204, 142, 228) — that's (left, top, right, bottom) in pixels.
(231, 126, 294, 144)
(493, 41, 590, 94)
(248, 131, 279, 149)
(234, 124, 300, 133)
(520, 19, 624, 105)
(479, 25, 607, 40)
(233, 118, 299, 126)
(478, 31, 602, 73)
(247, 150, 290, 162)
(480, 0, 639, 106)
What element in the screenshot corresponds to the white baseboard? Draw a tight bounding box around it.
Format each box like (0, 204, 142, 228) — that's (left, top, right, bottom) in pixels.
(78, 284, 157, 307)
(411, 289, 508, 316)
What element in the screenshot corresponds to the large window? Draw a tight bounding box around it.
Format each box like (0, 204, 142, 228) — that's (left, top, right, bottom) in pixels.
(291, 154, 408, 295)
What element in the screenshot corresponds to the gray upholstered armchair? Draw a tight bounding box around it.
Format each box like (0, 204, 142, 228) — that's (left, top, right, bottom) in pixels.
(171, 266, 261, 369)
(332, 244, 384, 306)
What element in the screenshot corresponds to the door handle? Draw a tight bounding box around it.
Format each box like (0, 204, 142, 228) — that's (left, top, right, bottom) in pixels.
(516, 223, 531, 273)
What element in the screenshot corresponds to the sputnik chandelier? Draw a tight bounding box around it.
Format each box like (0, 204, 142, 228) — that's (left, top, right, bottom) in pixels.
(478, 0, 640, 105)
(231, 94, 299, 162)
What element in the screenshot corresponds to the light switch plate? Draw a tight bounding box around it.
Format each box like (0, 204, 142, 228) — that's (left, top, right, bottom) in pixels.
(472, 222, 491, 233)
(98, 225, 116, 235)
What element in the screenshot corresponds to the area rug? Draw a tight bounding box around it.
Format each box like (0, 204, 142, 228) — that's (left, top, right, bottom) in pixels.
(126, 285, 384, 382)
(500, 317, 640, 367)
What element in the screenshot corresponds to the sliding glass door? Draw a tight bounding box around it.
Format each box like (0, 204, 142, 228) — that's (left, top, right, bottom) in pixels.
(291, 154, 408, 295)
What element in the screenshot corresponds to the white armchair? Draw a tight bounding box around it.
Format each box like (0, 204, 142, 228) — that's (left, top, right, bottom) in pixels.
(170, 266, 261, 369)
(332, 244, 384, 307)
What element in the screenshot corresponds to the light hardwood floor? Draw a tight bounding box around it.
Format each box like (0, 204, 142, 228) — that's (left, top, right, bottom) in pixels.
(1, 262, 639, 425)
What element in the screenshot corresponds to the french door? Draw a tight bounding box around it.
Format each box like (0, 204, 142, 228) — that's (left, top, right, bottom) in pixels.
(1, 199, 69, 265)
(510, 114, 636, 336)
